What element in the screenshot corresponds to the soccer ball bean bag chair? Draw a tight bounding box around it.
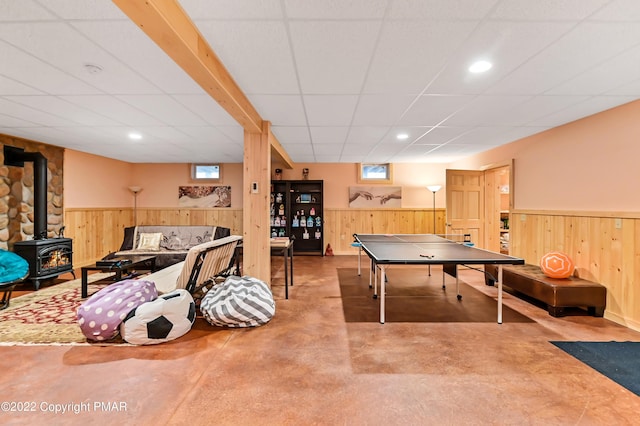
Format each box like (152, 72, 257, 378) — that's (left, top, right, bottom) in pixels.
(200, 276, 275, 328)
(77, 279, 157, 341)
(120, 289, 196, 345)
(540, 251, 575, 279)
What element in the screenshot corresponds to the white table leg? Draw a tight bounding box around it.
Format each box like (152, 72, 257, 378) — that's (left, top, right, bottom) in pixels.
(380, 266, 386, 324)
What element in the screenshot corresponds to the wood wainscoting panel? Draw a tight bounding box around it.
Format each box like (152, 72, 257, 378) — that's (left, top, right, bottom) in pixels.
(510, 210, 640, 331)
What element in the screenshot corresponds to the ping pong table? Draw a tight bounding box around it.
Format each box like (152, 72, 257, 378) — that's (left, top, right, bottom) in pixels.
(353, 234, 525, 324)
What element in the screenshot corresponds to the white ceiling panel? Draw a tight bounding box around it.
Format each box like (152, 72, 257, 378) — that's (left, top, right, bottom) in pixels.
(399, 95, 475, 126)
(60, 95, 163, 126)
(284, 0, 388, 19)
(303, 95, 359, 126)
(345, 127, 390, 145)
(248, 95, 307, 126)
(0, 1, 637, 163)
(352, 94, 416, 126)
(445, 95, 532, 126)
(71, 21, 203, 95)
(196, 21, 299, 95)
(180, 0, 284, 20)
(271, 126, 311, 144)
(490, 0, 611, 20)
(115, 95, 207, 126)
(389, 0, 500, 20)
(364, 21, 478, 94)
(309, 127, 349, 144)
(5, 96, 119, 126)
(172, 94, 238, 126)
(289, 21, 382, 94)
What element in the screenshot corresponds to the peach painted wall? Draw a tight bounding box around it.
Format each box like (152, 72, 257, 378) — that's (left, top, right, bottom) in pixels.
(276, 162, 448, 208)
(64, 150, 133, 208)
(128, 163, 243, 208)
(64, 150, 244, 209)
(451, 99, 640, 212)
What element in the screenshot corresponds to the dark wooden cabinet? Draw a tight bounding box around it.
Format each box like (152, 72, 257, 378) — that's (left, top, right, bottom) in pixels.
(270, 180, 323, 255)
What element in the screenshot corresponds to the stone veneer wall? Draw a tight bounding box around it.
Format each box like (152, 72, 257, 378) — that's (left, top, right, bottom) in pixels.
(0, 134, 65, 251)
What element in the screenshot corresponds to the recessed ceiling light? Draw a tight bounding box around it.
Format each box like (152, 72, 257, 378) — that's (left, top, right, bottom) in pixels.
(396, 133, 409, 140)
(128, 132, 142, 140)
(469, 60, 492, 73)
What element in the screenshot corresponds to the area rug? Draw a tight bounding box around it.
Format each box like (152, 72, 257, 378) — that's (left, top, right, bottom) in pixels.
(551, 341, 640, 396)
(338, 267, 533, 323)
(0, 273, 122, 345)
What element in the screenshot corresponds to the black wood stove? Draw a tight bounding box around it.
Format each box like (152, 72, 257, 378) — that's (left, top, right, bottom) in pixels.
(4, 146, 74, 290)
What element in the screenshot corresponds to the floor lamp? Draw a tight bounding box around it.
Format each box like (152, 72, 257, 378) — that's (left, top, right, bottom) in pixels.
(426, 185, 442, 276)
(128, 186, 142, 226)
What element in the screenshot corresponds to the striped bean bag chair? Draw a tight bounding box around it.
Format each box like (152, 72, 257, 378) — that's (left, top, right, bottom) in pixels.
(200, 276, 275, 328)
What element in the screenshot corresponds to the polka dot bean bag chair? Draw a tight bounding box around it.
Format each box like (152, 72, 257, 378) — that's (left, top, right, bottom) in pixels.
(200, 276, 275, 328)
(77, 279, 157, 341)
(120, 289, 196, 345)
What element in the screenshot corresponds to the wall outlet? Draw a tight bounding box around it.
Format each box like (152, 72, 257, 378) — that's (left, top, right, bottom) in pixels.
(615, 218, 622, 229)
(520, 214, 526, 221)
(251, 182, 258, 193)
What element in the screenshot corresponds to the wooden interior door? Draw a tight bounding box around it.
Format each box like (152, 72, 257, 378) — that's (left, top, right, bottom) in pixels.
(446, 169, 485, 247)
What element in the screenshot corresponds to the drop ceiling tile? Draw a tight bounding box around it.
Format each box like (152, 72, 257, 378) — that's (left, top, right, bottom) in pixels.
(309, 127, 349, 144)
(352, 94, 416, 126)
(427, 21, 575, 95)
(116, 95, 207, 126)
(399, 95, 474, 126)
(216, 126, 244, 144)
(0, 22, 161, 95)
(444, 95, 532, 126)
(490, 0, 610, 20)
(312, 143, 345, 157)
(195, 21, 299, 94)
(303, 95, 358, 126)
(389, 0, 499, 19)
(173, 94, 238, 126)
(546, 45, 640, 95)
(590, 0, 640, 21)
(492, 95, 590, 126)
(345, 126, 390, 144)
(0, 113, 39, 127)
(284, 0, 388, 19)
(5, 95, 120, 126)
(488, 22, 640, 96)
(176, 126, 234, 143)
(527, 96, 638, 127)
(0, 75, 44, 95)
(412, 126, 468, 145)
(248, 95, 307, 126)
(271, 126, 311, 144)
(0, 98, 78, 126)
(364, 20, 478, 94)
(0, 41, 100, 95)
(72, 21, 203, 94)
(0, 0, 56, 20)
(290, 20, 382, 94)
(60, 95, 162, 126)
(180, 0, 283, 19)
(341, 143, 374, 157)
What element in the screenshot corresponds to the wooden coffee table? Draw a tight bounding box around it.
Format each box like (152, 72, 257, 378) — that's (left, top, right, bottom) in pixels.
(81, 255, 157, 298)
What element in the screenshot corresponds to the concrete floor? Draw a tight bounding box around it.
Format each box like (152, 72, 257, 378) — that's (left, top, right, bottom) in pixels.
(1, 255, 639, 425)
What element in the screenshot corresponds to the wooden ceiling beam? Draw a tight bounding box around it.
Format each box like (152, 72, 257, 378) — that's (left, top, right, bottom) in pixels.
(270, 130, 294, 169)
(113, 0, 263, 133)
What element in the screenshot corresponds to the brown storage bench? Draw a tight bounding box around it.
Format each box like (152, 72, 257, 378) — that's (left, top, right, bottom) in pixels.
(484, 264, 606, 317)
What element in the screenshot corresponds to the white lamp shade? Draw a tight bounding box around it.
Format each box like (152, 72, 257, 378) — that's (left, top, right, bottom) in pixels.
(128, 186, 142, 194)
(427, 185, 442, 193)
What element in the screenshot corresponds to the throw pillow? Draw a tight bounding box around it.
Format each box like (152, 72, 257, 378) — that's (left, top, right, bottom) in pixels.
(137, 232, 163, 250)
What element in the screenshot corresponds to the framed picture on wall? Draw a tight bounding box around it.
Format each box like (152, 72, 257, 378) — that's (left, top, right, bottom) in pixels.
(349, 186, 402, 208)
(178, 186, 231, 207)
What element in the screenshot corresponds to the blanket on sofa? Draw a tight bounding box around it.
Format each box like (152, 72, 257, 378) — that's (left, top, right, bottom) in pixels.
(113, 225, 231, 269)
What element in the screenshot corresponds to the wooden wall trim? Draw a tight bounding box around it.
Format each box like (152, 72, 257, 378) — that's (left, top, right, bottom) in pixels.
(513, 209, 640, 219)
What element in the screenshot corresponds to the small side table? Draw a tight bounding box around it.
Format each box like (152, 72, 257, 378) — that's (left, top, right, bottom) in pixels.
(81, 255, 157, 298)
